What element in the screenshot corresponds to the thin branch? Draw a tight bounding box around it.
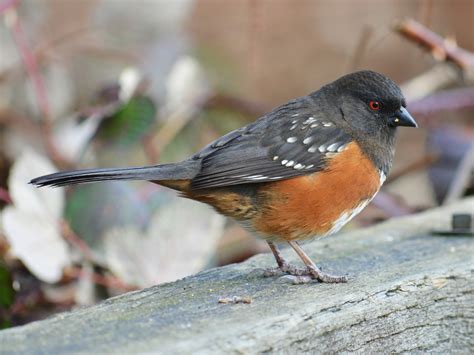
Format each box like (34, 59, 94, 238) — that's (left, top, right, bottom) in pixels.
(0, 187, 12, 204)
(0, 108, 40, 134)
(2, 5, 70, 168)
(0, 24, 137, 84)
(67, 267, 138, 292)
(401, 63, 462, 101)
(385, 154, 439, 185)
(395, 19, 474, 71)
(4, 7, 50, 121)
(417, 0, 434, 28)
(0, 0, 19, 14)
(407, 86, 474, 118)
(249, 0, 263, 80)
(60, 221, 139, 292)
(60, 220, 96, 264)
(443, 143, 474, 205)
(348, 26, 374, 71)
(151, 106, 199, 157)
(371, 192, 413, 217)
(142, 134, 159, 164)
(203, 93, 267, 117)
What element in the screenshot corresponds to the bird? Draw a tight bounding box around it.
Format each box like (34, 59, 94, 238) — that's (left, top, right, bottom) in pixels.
(31, 70, 417, 284)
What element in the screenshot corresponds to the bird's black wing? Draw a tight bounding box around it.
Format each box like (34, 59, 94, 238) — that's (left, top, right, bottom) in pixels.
(190, 98, 352, 189)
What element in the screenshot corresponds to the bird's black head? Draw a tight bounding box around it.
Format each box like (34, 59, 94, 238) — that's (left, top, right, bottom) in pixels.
(321, 70, 417, 173)
(326, 70, 417, 138)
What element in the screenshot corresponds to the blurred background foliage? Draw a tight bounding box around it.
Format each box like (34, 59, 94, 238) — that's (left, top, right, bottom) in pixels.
(0, 0, 473, 328)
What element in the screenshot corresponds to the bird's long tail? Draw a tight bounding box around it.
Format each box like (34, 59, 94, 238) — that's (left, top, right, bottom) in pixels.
(30, 160, 200, 189)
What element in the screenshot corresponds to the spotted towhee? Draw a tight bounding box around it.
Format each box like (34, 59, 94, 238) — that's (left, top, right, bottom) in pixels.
(31, 70, 417, 284)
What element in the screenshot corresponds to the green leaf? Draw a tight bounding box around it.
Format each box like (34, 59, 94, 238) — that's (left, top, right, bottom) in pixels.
(96, 96, 157, 146)
(0, 319, 12, 330)
(0, 263, 14, 308)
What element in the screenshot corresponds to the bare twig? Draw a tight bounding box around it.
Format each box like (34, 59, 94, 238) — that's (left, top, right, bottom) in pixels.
(2, 4, 69, 168)
(0, 0, 18, 14)
(151, 106, 199, 158)
(74, 44, 139, 63)
(60, 221, 139, 291)
(249, 0, 263, 79)
(397, 19, 474, 103)
(67, 267, 138, 292)
(4, 7, 50, 122)
(148, 92, 266, 161)
(0, 108, 40, 134)
(57, 221, 139, 292)
(401, 63, 462, 101)
(0, 27, 136, 84)
(407, 86, 474, 118)
(0, 186, 12, 204)
(348, 26, 374, 71)
(417, 0, 434, 28)
(60, 220, 96, 263)
(396, 19, 474, 71)
(372, 192, 413, 217)
(385, 154, 438, 184)
(203, 93, 267, 117)
(142, 134, 159, 164)
(444, 143, 474, 205)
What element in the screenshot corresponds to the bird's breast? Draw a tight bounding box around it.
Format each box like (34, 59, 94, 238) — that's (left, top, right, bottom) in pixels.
(253, 142, 383, 241)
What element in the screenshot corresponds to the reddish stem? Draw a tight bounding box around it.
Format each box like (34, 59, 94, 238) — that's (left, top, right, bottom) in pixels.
(2, 4, 71, 168)
(68, 267, 138, 292)
(60, 220, 95, 262)
(396, 19, 474, 70)
(5, 6, 50, 121)
(0, 187, 13, 204)
(0, 0, 19, 14)
(408, 87, 474, 117)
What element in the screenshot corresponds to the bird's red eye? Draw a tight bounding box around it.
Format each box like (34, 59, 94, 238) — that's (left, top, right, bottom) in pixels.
(369, 101, 381, 111)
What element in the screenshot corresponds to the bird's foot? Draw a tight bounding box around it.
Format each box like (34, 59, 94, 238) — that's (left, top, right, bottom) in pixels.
(305, 265, 348, 283)
(264, 263, 348, 284)
(263, 241, 348, 284)
(263, 261, 309, 277)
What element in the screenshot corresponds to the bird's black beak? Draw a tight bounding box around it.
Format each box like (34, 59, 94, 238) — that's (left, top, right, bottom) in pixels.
(390, 107, 417, 128)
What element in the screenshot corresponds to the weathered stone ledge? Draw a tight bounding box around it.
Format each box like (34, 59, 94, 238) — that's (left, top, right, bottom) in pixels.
(0, 198, 473, 354)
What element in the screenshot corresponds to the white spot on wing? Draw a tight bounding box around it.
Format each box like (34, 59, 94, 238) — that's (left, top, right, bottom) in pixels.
(318, 144, 327, 153)
(281, 160, 288, 165)
(286, 137, 297, 143)
(308, 146, 318, 153)
(291, 114, 299, 117)
(337, 144, 347, 152)
(303, 137, 313, 145)
(273, 155, 279, 161)
(285, 160, 295, 167)
(326, 143, 339, 152)
(294, 163, 304, 170)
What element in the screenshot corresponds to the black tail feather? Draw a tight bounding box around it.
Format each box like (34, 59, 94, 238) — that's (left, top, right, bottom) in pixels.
(30, 160, 200, 188)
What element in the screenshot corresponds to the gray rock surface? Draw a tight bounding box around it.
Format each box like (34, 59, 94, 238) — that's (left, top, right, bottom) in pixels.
(1, 198, 473, 354)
